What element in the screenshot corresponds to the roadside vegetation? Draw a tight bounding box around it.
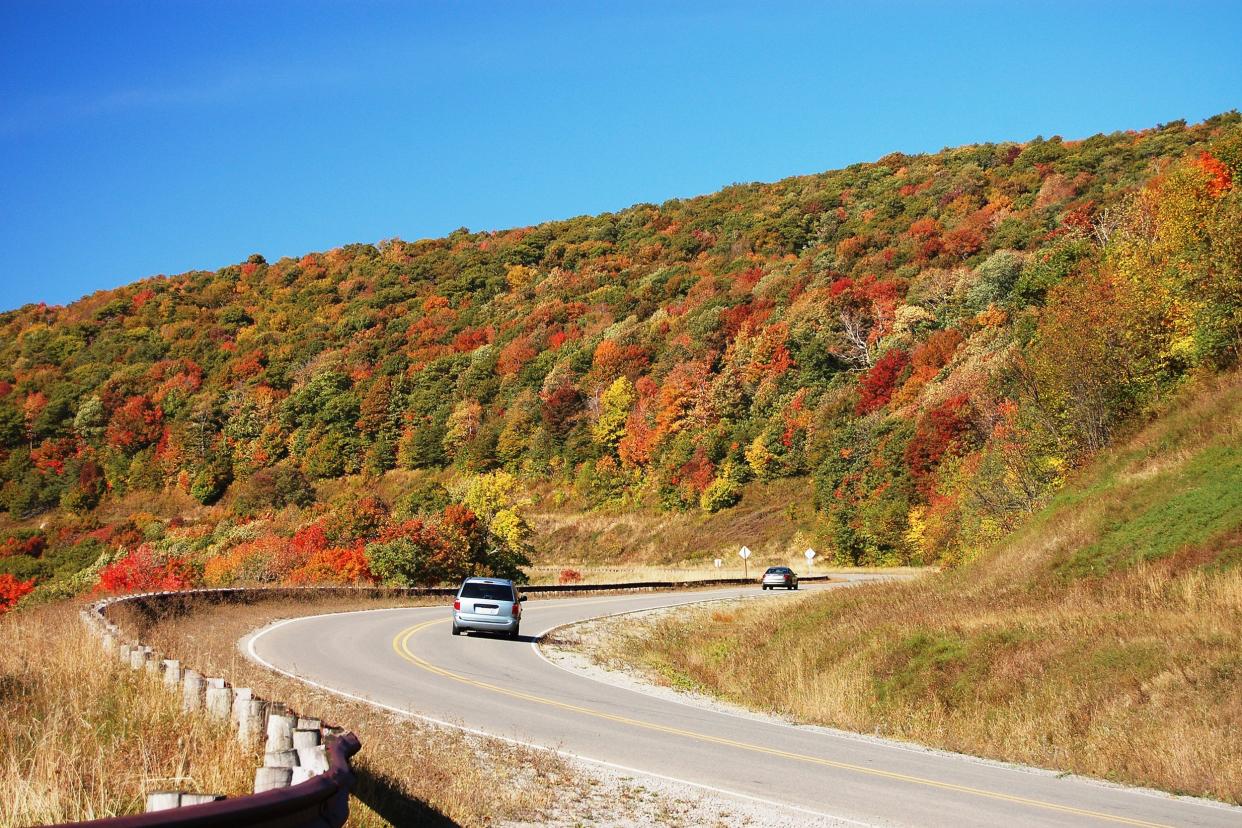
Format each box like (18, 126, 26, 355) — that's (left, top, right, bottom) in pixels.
(587, 372, 1242, 803)
(0, 603, 256, 826)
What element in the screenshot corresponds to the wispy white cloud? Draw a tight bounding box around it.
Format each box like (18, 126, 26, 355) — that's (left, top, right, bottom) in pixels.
(0, 61, 359, 137)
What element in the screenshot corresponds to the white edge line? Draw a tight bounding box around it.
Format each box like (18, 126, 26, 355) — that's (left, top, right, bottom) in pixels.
(244, 612, 871, 827)
(243, 595, 1241, 820)
(529, 589, 1242, 815)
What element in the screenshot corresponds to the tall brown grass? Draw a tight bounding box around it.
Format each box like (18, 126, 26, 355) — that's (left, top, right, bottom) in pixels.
(112, 594, 587, 827)
(594, 374, 1242, 802)
(0, 603, 257, 827)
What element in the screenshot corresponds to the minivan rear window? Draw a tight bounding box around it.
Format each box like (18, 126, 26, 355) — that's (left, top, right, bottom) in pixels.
(460, 582, 515, 601)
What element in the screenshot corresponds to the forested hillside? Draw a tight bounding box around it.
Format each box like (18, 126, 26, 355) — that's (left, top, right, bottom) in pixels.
(1, 113, 1240, 606)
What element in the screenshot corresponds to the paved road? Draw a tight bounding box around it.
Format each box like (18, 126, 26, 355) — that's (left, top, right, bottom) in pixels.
(246, 580, 1241, 827)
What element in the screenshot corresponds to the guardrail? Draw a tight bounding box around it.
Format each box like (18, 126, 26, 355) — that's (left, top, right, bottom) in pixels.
(57, 733, 360, 828)
(71, 574, 846, 825)
(75, 593, 365, 828)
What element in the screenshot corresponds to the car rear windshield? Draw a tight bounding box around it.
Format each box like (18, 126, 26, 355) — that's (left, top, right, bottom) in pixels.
(460, 582, 515, 601)
(766, 567, 791, 574)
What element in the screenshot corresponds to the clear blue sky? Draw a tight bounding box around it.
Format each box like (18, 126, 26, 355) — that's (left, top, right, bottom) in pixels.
(1, 1, 1239, 312)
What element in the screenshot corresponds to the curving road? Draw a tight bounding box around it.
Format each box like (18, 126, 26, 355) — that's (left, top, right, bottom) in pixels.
(245, 580, 1240, 827)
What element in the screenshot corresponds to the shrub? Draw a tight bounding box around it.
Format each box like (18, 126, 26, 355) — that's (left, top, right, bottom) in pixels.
(0, 533, 46, 559)
(96, 546, 193, 593)
(0, 573, 36, 612)
(558, 568, 583, 585)
(700, 476, 742, 513)
(287, 544, 374, 585)
(232, 465, 315, 515)
(365, 535, 438, 587)
(393, 480, 452, 519)
(856, 350, 910, 415)
(190, 458, 232, 505)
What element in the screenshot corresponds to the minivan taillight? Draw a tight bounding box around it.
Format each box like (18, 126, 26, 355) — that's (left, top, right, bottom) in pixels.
(453, 599, 460, 611)
(511, 602, 520, 617)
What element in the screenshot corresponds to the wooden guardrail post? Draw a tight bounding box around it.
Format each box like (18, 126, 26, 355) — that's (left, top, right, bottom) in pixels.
(253, 766, 293, 793)
(237, 698, 268, 744)
(266, 710, 295, 747)
(204, 681, 233, 721)
(230, 687, 252, 724)
(145, 792, 224, 812)
(181, 669, 205, 712)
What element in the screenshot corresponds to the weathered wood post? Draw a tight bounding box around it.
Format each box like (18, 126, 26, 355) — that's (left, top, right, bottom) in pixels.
(132, 645, 149, 670)
(253, 766, 293, 793)
(231, 687, 253, 725)
(182, 669, 205, 712)
(265, 711, 296, 751)
(204, 682, 233, 720)
(264, 748, 299, 768)
(237, 698, 268, 744)
(145, 792, 225, 812)
(145, 792, 182, 812)
(162, 659, 182, 687)
(290, 766, 317, 785)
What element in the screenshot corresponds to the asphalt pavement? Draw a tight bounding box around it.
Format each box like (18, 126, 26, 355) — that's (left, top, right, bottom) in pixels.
(244, 579, 1242, 827)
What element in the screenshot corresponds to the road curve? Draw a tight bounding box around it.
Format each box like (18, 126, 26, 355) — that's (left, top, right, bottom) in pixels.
(245, 581, 1240, 827)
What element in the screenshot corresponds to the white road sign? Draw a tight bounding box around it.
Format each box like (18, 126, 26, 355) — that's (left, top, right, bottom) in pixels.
(739, 546, 751, 559)
(804, 548, 816, 560)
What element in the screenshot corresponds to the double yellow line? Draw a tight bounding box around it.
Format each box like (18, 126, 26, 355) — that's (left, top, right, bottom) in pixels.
(393, 619, 1169, 827)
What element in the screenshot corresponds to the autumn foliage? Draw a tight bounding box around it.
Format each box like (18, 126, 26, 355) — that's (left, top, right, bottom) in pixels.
(1, 112, 1241, 596)
(0, 573, 35, 612)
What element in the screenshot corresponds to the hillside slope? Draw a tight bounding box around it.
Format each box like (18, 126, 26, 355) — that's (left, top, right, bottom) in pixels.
(1, 113, 1240, 600)
(598, 371, 1242, 801)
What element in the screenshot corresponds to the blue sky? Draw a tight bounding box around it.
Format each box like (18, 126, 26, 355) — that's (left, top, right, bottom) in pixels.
(1, 1, 1239, 312)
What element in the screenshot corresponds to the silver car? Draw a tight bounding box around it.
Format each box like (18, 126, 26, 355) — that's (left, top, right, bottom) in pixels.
(761, 566, 798, 590)
(452, 577, 526, 638)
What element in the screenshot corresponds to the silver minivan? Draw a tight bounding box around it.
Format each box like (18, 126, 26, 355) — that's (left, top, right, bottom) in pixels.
(452, 577, 526, 638)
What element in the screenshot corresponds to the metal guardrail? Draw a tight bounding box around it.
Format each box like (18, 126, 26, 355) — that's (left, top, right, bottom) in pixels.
(109, 573, 845, 610)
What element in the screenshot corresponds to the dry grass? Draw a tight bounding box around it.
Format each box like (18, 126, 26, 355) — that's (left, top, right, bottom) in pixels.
(106, 594, 568, 827)
(588, 374, 1242, 803)
(0, 603, 257, 827)
(527, 478, 820, 566)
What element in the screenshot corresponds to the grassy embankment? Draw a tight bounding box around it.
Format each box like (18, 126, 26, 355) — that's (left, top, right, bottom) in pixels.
(591, 373, 1242, 802)
(526, 477, 824, 570)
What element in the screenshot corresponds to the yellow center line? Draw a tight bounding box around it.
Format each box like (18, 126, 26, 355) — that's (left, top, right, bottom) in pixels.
(393, 618, 1169, 828)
